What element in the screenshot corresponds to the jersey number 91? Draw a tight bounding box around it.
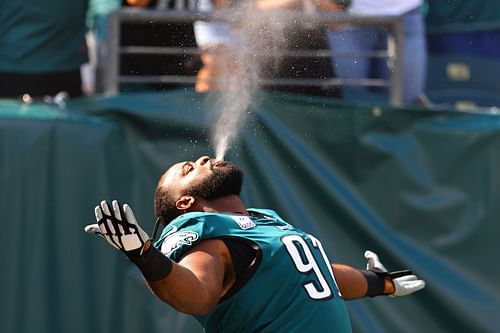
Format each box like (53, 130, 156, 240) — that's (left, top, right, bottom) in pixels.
(281, 234, 342, 300)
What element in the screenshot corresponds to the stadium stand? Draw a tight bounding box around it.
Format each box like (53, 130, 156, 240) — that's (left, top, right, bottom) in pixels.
(99, 8, 405, 105)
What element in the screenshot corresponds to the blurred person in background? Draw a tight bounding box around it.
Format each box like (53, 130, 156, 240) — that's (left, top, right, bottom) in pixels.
(192, 0, 234, 92)
(0, 0, 90, 99)
(327, 0, 427, 106)
(194, 0, 344, 93)
(85, 0, 122, 95)
(107, 0, 199, 93)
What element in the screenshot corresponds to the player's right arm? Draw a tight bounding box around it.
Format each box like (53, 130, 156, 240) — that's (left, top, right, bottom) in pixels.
(143, 238, 235, 315)
(85, 201, 234, 315)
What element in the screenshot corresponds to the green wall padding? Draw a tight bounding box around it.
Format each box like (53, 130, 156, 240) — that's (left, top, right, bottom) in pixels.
(1, 90, 499, 332)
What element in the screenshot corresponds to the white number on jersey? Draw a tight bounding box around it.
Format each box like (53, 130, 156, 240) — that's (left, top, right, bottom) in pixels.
(281, 234, 342, 300)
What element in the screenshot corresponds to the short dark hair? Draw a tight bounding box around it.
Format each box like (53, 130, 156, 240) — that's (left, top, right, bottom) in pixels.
(154, 185, 179, 225)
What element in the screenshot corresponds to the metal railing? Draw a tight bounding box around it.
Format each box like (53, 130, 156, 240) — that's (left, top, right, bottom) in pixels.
(101, 8, 404, 106)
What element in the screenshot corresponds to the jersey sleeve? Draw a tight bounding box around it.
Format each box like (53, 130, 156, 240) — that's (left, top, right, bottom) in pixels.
(153, 216, 205, 262)
(153, 212, 242, 262)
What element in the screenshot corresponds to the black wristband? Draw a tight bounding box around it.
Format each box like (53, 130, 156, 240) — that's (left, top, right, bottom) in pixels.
(360, 270, 386, 297)
(127, 246, 173, 281)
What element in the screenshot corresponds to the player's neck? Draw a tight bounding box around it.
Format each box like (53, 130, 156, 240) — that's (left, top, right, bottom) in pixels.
(196, 195, 249, 215)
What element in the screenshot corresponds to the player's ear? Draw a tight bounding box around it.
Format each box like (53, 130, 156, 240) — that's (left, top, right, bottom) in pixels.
(176, 195, 196, 211)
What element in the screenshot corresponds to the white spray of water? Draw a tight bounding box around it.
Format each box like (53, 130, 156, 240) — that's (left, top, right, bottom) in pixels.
(209, 6, 298, 161)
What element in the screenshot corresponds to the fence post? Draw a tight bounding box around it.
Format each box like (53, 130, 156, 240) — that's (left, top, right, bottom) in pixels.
(104, 10, 121, 95)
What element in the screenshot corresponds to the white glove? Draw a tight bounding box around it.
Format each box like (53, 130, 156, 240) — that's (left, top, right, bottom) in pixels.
(391, 274, 426, 297)
(364, 250, 388, 273)
(85, 200, 150, 255)
(364, 250, 426, 297)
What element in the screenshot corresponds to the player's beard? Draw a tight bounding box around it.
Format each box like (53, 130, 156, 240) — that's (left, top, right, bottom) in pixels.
(187, 163, 243, 200)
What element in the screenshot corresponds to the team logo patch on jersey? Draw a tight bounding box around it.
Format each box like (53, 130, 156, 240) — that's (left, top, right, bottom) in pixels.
(160, 230, 199, 256)
(230, 215, 256, 230)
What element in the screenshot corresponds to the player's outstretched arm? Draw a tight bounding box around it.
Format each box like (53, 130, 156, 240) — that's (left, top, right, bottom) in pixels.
(144, 238, 231, 315)
(85, 200, 229, 315)
(332, 264, 395, 300)
(332, 250, 425, 300)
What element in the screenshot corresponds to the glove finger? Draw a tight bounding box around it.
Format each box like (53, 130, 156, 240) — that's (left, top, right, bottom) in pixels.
(100, 200, 112, 216)
(364, 250, 380, 269)
(364, 250, 388, 272)
(102, 201, 127, 236)
(93, 201, 123, 250)
(364, 251, 383, 267)
(402, 279, 425, 290)
(105, 218, 117, 235)
(117, 223, 126, 236)
(414, 280, 426, 291)
(91, 218, 121, 250)
(94, 205, 103, 221)
(112, 200, 123, 221)
(115, 201, 133, 235)
(107, 218, 126, 248)
(103, 234, 121, 250)
(123, 204, 138, 226)
(98, 211, 124, 249)
(84, 223, 101, 234)
(364, 250, 378, 260)
(393, 274, 426, 295)
(102, 220, 123, 249)
(124, 204, 150, 242)
(123, 204, 140, 234)
(98, 219, 110, 236)
(395, 274, 418, 282)
(85, 223, 119, 246)
(396, 280, 426, 296)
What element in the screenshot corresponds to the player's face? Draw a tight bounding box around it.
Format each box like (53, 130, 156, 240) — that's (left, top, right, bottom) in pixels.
(159, 156, 243, 200)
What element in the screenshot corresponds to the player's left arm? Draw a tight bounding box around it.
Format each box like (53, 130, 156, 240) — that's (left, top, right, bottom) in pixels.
(332, 251, 425, 300)
(332, 264, 392, 300)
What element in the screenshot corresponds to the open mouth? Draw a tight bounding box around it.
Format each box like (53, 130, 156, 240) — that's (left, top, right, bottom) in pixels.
(213, 160, 227, 168)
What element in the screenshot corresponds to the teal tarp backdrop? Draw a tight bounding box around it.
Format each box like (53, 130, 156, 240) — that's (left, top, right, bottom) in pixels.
(1, 90, 499, 333)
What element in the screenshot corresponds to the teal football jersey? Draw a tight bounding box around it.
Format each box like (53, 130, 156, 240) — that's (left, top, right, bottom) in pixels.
(154, 209, 352, 333)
